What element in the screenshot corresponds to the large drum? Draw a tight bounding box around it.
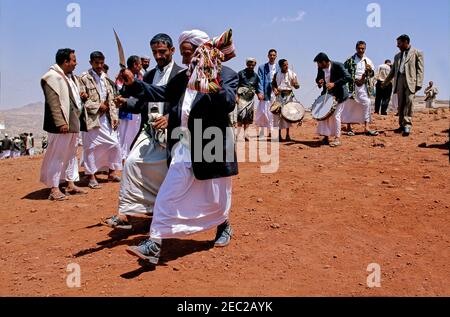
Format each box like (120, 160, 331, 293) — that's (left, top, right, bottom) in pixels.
(281, 101, 305, 123)
(311, 94, 338, 121)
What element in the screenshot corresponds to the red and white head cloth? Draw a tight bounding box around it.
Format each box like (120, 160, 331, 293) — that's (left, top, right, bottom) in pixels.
(179, 29, 236, 94)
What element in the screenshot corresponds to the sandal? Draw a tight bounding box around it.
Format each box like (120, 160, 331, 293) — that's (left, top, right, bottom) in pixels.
(88, 180, 102, 189)
(108, 175, 121, 183)
(347, 130, 356, 136)
(65, 187, 88, 195)
(329, 140, 341, 147)
(103, 215, 132, 230)
(365, 130, 379, 136)
(48, 192, 68, 201)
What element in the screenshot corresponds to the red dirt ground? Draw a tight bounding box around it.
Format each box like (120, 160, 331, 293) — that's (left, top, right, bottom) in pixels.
(0, 109, 449, 297)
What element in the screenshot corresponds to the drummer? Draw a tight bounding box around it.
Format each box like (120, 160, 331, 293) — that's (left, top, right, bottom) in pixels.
(313, 52, 352, 147)
(235, 58, 260, 141)
(272, 59, 300, 142)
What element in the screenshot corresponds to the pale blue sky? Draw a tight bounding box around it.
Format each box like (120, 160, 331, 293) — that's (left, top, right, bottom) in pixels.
(0, 0, 449, 109)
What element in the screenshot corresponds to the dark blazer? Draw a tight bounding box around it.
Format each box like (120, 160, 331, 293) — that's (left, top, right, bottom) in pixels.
(122, 66, 239, 180)
(316, 61, 352, 103)
(121, 62, 184, 132)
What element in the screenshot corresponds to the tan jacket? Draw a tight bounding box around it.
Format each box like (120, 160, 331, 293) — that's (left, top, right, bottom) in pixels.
(79, 69, 119, 131)
(384, 47, 424, 94)
(41, 65, 87, 134)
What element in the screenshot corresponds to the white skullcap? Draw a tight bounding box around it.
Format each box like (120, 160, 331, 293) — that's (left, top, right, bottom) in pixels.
(178, 29, 210, 47)
(246, 57, 257, 63)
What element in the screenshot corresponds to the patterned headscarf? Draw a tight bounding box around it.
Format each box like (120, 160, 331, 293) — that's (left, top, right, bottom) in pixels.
(181, 29, 236, 94)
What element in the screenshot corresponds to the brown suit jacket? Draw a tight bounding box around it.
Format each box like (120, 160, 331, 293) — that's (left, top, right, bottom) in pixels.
(42, 75, 87, 134)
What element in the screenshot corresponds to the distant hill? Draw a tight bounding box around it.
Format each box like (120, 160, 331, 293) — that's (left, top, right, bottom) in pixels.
(0, 97, 447, 148)
(0, 102, 45, 145)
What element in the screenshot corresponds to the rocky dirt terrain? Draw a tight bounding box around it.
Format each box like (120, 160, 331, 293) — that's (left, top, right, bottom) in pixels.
(0, 108, 448, 297)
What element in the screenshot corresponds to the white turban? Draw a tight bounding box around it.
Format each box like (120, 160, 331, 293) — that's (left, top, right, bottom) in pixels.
(178, 29, 210, 47)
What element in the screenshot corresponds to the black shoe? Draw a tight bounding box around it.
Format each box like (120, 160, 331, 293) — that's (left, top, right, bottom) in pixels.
(394, 127, 404, 134)
(381, 112, 388, 116)
(126, 239, 161, 264)
(214, 221, 233, 247)
(402, 127, 411, 137)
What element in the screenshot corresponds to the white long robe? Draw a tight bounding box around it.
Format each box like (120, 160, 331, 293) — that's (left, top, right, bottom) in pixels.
(341, 94, 370, 124)
(40, 133, 80, 187)
(40, 68, 82, 188)
(149, 89, 232, 239)
(343, 55, 374, 124)
(255, 63, 277, 129)
(273, 70, 298, 129)
(316, 58, 372, 137)
(316, 102, 345, 137)
(117, 79, 142, 162)
(118, 63, 175, 215)
(118, 129, 168, 216)
(254, 98, 274, 128)
(118, 110, 142, 160)
(0, 150, 11, 159)
(82, 71, 122, 174)
(316, 97, 370, 137)
(82, 115, 122, 174)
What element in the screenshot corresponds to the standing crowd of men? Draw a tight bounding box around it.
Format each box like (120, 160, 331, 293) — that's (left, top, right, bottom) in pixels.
(37, 30, 426, 265)
(0, 132, 35, 159)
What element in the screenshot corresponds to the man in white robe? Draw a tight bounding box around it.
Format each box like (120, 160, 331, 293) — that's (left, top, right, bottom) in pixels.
(0, 134, 12, 159)
(27, 133, 35, 156)
(40, 48, 88, 200)
(119, 29, 238, 264)
(375, 60, 393, 115)
(11, 138, 22, 158)
(140, 56, 151, 77)
(343, 41, 379, 136)
(79, 51, 122, 189)
(424, 81, 439, 108)
(104, 34, 183, 229)
(256, 49, 279, 138)
(272, 59, 300, 141)
(314, 52, 352, 147)
(117, 55, 143, 161)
